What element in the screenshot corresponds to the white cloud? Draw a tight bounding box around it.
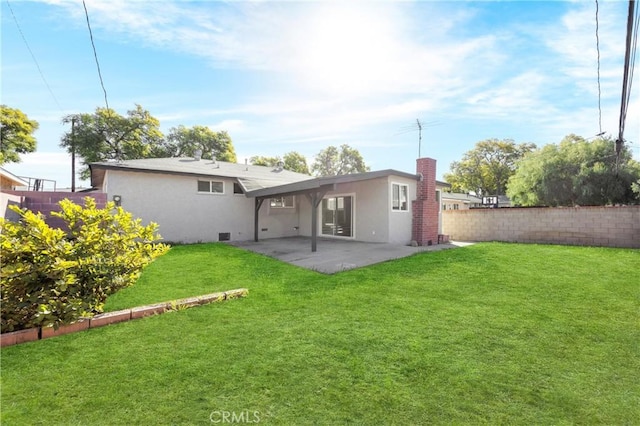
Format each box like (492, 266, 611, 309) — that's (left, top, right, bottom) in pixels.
(10, 0, 639, 180)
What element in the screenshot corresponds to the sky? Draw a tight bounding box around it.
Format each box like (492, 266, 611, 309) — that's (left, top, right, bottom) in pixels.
(1, 0, 639, 189)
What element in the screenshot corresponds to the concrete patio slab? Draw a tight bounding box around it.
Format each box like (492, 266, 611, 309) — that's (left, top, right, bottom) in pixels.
(230, 237, 472, 274)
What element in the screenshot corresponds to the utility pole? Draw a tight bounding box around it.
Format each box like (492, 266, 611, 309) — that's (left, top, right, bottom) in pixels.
(416, 119, 422, 158)
(71, 117, 76, 192)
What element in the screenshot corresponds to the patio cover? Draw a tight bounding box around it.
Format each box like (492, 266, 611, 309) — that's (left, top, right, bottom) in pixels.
(245, 170, 421, 252)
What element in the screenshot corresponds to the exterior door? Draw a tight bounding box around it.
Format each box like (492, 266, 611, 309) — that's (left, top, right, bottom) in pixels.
(321, 196, 353, 237)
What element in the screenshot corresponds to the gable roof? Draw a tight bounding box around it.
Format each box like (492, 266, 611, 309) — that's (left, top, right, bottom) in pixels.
(90, 158, 314, 192)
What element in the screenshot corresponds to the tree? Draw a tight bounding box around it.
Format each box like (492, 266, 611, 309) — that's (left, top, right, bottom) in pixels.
(250, 151, 310, 174)
(60, 105, 164, 179)
(507, 134, 640, 206)
(250, 155, 279, 167)
(0, 105, 39, 165)
(443, 138, 536, 196)
(155, 125, 237, 162)
(282, 151, 310, 174)
(311, 144, 369, 176)
(0, 197, 168, 332)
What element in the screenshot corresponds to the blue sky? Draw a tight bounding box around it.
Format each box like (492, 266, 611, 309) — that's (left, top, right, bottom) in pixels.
(2, 0, 638, 188)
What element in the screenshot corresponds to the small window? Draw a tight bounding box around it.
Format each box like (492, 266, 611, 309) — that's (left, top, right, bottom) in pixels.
(197, 180, 224, 194)
(270, 196, 294, 208)
(233, 182, 244, 194)
(392, 183, 408, 211)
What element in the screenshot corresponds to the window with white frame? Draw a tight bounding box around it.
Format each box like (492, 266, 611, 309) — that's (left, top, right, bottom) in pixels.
(197, 180, 224, 194)
(270, 196, 294, 208)
(391, 183, 409, 211)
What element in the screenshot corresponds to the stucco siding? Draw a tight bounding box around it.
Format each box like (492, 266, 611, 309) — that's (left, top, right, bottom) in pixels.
(299, 177, 410, 244)
(388, 176, 417, 245)
(104, 170, 299, 243)
(333, 178, 388, 243)
(0, 192, 22, 223)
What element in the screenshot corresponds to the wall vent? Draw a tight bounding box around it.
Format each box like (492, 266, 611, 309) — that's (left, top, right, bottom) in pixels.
(218, 232, 231, 241)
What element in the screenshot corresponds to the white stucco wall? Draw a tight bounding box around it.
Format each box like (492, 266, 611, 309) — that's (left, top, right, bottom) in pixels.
(388, 176, 418, 245)
(104, 170, 299, 243)
(101, 169, 424, 245)
(0, 192, 22, 223)
(298, 175, 417, 245)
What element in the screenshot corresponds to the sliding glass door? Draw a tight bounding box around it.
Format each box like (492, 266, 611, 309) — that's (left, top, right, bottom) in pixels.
(321, 196, 353, 237)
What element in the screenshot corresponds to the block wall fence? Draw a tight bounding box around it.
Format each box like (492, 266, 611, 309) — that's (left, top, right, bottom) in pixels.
(441, 205, 640, 248)
(1, 191, 107, 229)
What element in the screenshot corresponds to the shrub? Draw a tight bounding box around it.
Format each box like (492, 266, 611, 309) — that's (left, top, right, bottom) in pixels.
(0, 197, 169, 332)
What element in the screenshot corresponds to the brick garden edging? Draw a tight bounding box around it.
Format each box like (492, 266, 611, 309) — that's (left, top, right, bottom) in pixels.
(0, 288, 248, 348)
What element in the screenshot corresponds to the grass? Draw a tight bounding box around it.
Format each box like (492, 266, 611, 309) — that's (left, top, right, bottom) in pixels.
(1, 242, 639, 425)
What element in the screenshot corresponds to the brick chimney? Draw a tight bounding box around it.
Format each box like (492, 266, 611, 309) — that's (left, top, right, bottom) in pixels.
(412, 157, 439, 246)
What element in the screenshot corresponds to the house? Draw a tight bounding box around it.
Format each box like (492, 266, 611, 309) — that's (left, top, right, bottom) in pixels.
(0, 167, 28, 191)
(89, 157, 450, 250)
(441, 192, 482, 210)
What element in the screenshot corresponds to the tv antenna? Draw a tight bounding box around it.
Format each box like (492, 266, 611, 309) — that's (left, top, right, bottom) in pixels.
(395, 119, 440, 158)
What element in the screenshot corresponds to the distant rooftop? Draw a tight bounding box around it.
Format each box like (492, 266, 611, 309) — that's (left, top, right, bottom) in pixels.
(441, 192, 482, 203)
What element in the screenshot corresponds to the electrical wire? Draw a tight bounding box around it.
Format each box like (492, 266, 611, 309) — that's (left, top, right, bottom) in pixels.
(5, 0, 64, 112)
(82, 0, 110, 111)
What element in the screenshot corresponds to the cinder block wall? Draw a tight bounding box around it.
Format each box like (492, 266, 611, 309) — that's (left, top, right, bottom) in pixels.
(2, 191, 108, 230)
(442, 206, 640, 248)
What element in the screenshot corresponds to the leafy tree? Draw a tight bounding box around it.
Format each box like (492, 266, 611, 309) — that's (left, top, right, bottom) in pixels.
(507, 134, 640, 206)
(632, 179, 640, 202)
(250, 151, 310, 174)
(250, 155, 280, 167)
(0, 105, 39, 165)
(282, 151, 310, 174)
(60, 105, 164, 179)
(0, 197, 168, 332)
(443, 138, 536, 196)
(311, 144, 369, 176)
(155, 125, 237, 162)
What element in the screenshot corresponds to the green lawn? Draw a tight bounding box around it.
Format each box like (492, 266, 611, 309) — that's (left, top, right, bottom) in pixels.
(1, 243, 638, 425)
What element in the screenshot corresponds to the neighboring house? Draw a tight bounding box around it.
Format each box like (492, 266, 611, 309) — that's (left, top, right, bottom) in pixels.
(0, 167, 28, 191)
(89, 157, 449, 250)
(442, 192, 482, 210)
(1, 167, 106, 229)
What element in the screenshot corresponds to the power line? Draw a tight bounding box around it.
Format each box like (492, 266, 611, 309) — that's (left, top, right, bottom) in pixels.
(617, 0, 639, 155)
(5, 0, 64, 112)
(595, 0, 602, 134)
(82, 0, 110, 110)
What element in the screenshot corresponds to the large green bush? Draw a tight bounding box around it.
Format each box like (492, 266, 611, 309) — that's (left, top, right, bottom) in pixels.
(0, 197, 169, 332)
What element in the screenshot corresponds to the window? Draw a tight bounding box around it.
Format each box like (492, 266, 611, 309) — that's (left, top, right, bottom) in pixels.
(392, 183, 408, 211)
(270, 196, 294, 208)
(197, 180, 224, 194)
(233, 182, 244, 194)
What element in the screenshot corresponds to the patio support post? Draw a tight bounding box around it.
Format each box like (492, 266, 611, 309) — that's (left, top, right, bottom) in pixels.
(311, 193, 318, 252)
(306, 188, 329, 252)
(254, 198, 264, 242)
